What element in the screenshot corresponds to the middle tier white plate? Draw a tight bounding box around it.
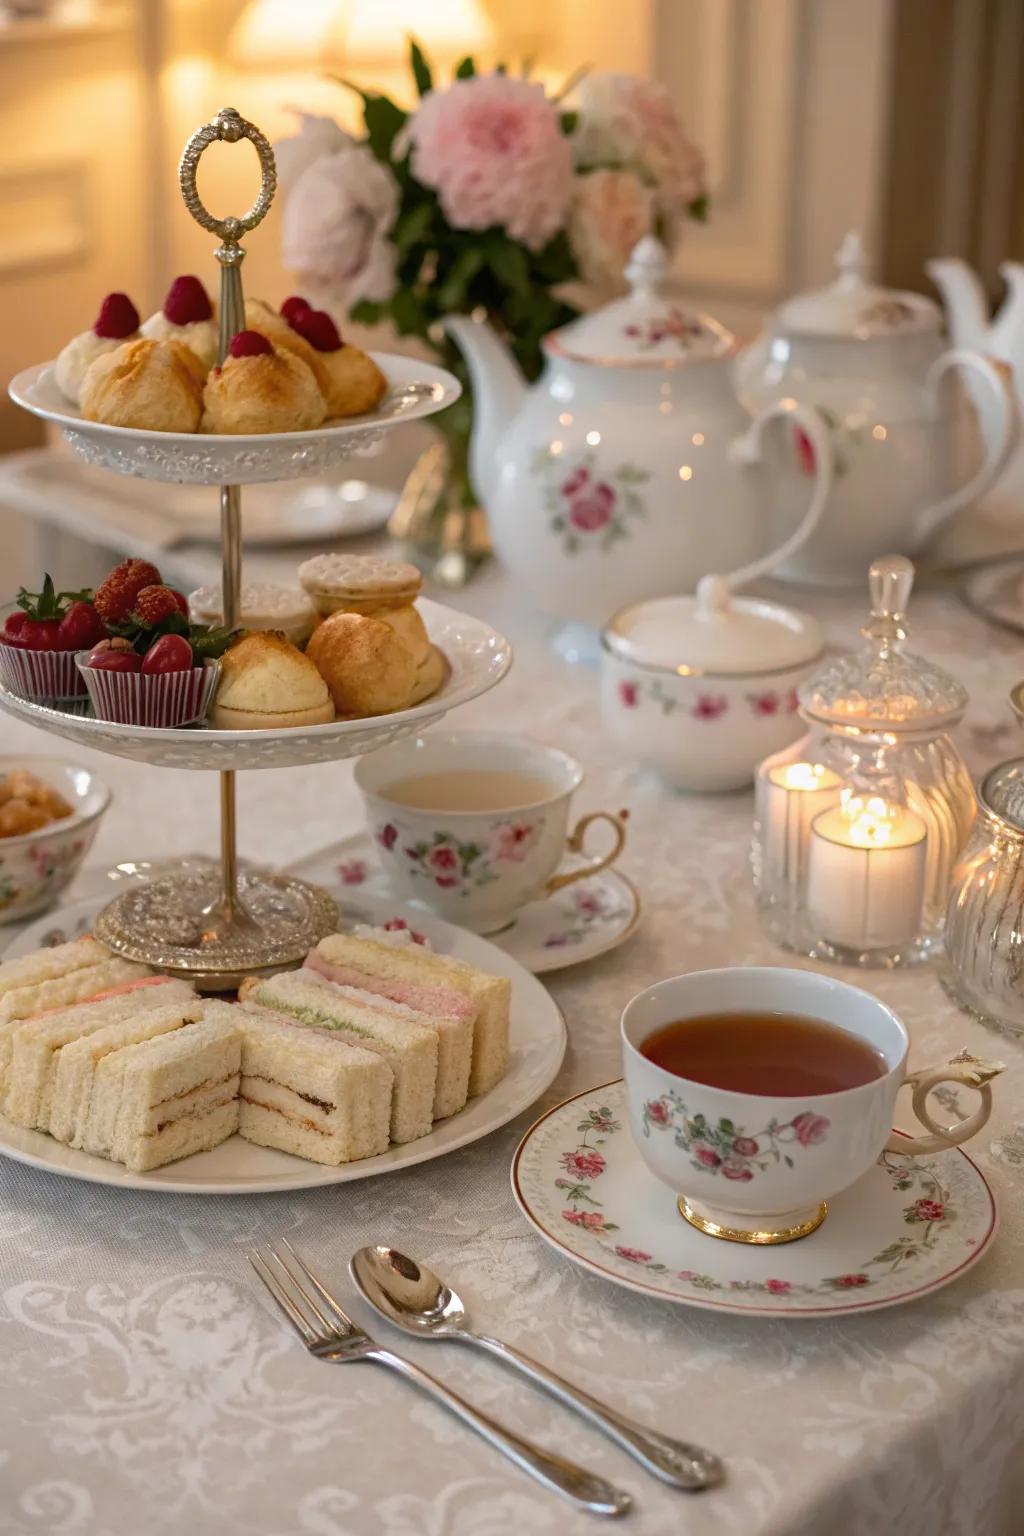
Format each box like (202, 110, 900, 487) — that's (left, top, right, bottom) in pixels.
(0, 894, 566, 1195)
(0, 598, 511, 769)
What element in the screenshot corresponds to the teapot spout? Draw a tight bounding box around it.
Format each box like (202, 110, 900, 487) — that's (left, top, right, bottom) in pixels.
(927, 257, 990, 350)
(445, 315, 526, 506)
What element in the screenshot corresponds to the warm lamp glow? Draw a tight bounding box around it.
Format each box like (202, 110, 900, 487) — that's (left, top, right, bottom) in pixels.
(231, 0, 495, 67)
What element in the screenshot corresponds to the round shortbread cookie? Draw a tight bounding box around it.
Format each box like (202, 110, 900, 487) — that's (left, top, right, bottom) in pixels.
(298, 553, 422, 615)
(189, 582, 316, 647)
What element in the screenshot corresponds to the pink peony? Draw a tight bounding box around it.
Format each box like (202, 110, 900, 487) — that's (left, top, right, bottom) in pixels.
(568, 482, 616, 533)
(573, 73, 706, 218)
(495, 823, 533, 862)
(406, 75, 572, 251)
(791, 1111, 830, 1146)
(569, 168, 655, 292)
(561, 1150, 606, 1181)
(764, 1278, 791, 1295)
(619, 680, 639, 709)
(614, 1245, 652, 1264)
(281, 143, 399, 306)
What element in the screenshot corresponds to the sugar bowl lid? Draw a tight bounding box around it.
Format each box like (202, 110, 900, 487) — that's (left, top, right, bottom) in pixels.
(776, 232, 940, 340)
(799, 555, 967, 731)
(547, 237, 735, 366)
(603, 575, 823, 677)
(979, 757, 1024, 833)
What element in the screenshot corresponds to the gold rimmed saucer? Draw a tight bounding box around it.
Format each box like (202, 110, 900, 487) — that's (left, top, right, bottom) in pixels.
(677, 1196, 827, 1245)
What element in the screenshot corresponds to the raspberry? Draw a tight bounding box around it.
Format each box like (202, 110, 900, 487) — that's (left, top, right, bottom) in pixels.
(132, 585, 184, 627)
(290, 307, 342, 352)
(281, 295, 312, 325)
(229, 330, 273, 359)
(93, 293, 140, 339)
(163, 274, 213, 326)
(94, 559, 162, 625)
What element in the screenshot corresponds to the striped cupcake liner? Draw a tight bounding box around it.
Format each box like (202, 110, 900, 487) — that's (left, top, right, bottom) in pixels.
(0, 641, 88, 701)
(76, 657, 221, 728)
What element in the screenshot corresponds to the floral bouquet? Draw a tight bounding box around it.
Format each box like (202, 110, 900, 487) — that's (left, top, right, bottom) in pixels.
(276, 40, 706, 554)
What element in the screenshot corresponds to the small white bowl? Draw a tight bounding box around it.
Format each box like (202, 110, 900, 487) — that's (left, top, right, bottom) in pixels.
(0, 755, 110, 923)
(601, 582, 823, 792)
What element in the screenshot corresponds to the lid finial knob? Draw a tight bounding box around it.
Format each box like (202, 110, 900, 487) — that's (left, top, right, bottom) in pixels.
(835, 230, 865, 285)
(625, 236, 669, 295)
(865, 553, 914, 650)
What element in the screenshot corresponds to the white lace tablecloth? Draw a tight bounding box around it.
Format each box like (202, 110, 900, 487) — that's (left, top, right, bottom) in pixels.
(3, 564, 1024, 1536)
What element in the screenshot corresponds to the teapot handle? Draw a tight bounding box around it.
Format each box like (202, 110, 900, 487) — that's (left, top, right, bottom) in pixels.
(725, 403, 835, 589)
(915, 349, 1019, 543)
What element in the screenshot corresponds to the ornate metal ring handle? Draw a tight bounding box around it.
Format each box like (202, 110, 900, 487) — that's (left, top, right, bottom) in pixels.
(178, 106, 277, 246)
(546, 811, 627, 896)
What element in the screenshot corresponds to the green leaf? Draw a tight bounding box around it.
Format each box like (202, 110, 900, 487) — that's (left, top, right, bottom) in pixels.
(560, 110, 578, 135)
(437, 246, 486, 309)
(454, 55, 475, 79)
(362, 93, 408, 162)
(486, 237, 530, 294)
(409, 37, 433, 96)
(350, 299, 385, 327)
(717, 1119, 735, 1135)
(389, 285, 430, 337)
(392, 200, 435, 255)
(688, 193, 709, 222)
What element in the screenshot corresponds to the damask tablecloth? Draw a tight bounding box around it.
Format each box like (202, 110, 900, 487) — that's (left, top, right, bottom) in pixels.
(3, 567, 1024, 1536)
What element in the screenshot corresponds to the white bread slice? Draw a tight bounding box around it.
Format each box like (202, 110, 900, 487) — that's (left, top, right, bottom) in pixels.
(2, 958, 158, 1118)
(221, 1000, 392, 1165)
(240, 972, 437, 1144)
(314, 932, 510, 1096)
(110, 1016, 241, 1172)
(0, 937, 109, 1004)
(303, 951, 472, 1120)
(0, 955, 152, 1087)
(51, 983, 199, 1146)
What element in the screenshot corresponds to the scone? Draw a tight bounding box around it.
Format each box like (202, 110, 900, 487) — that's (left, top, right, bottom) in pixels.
(244, 297, 332, 397)
(55, 292, 141, 406)
(142, 275, 218, 371)
(202, 331, 325, 435)
(408, 643, 446, 706)
(210, 631, 334, 729)
(286, 303, 386, 417)
(80, 338, 206, 432)
(306, 612, 416, 718)
(298, 553, 429, 665)
(188, 582, 316, 648)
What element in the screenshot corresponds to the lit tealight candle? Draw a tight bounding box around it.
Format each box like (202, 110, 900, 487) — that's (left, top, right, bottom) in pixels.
(807, 795, 928, 952)
(756, 761, 843, 892)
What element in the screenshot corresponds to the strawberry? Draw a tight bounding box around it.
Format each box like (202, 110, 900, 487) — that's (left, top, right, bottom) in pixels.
(281, 295, 312, 325)
(22, 619, 62, 650)
(228, 330, 273, 359)
(87, 647, 141, 673)
(163, 275, 213, 326)
(2, 611, 28, 646)
(57, 600, 106, 652)
(169, 589, 188, 614)
(132, 585, 185, 627)
(93, 292, 140, 339)
(14, 574, 97, 651)
(290, 307, 342, 352)
(141, 633, 193, 674)
(94, 559, 162, 626)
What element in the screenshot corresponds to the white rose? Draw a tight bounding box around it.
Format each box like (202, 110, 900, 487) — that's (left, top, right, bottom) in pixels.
(274, 113, 355, 195)
(281, 144, 400, 307)
(569, 168, 655, 294)
(573, 72, 706, 214)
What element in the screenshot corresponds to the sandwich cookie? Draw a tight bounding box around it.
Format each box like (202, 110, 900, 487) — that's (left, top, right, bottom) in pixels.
(188, 582, 317, 648)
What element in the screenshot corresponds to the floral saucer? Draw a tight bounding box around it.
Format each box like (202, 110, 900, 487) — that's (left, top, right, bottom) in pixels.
(289, 833, 641, 975)
(512, 1081, 997, 1318)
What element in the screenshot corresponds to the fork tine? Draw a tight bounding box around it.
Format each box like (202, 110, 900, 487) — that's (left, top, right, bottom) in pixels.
(269, 1243, 340, 1337)
(249, 1250, 318, 1344)
(280, 1237, 360, 1336)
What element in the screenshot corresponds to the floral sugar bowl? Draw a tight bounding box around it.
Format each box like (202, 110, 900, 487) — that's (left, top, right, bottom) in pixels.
(0, 756, 110, 922)
(601, 575, 823, 791)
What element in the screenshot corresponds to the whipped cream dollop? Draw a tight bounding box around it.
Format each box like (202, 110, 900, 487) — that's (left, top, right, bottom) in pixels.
(141, 312, 219, 371)
(55, 332, 131, 405)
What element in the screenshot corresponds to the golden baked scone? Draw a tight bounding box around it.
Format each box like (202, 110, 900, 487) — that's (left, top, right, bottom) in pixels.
(211, 631, 334, 729)
(201, 331, 326, 435)
(280, 301, 387, 417)
(245, 299, 333, 398)
(306, 611, 416, 718)
(80, 338, 206, 432)
(408, 643, 446, 706)
(244, 297, 291, 339)
(372, 603, 430, 667)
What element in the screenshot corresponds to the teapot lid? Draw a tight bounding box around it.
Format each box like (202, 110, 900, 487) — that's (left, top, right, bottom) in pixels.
(776, 232, 940, 339)
(603, 577, 823, 676)
(799, 555, 967, 731)
(547, 237, 735, 366)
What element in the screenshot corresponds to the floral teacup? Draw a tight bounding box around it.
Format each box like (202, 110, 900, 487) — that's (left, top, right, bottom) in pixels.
(354, 731, 626, 933)
(622, 966, 1003, 1244)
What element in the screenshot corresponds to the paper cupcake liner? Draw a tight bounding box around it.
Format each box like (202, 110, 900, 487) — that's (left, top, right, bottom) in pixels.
(0, 642, 88, 701)
(77, 657, 221, 728)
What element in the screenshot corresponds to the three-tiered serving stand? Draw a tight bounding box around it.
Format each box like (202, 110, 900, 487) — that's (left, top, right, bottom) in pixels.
(2, 108, 510, 988)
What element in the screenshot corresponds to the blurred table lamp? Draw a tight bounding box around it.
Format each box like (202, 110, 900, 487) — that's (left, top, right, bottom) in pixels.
(231, 0, 494, 69)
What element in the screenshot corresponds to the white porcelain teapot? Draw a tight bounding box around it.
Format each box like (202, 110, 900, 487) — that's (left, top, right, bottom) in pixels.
(736, 233, 1019, 586)
(447, 238, 835, 633)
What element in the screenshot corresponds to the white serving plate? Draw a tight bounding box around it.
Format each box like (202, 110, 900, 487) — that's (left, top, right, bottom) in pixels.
(8, 354, 460, 485)
(0, 598, 511, 770)
(0, 894, 566, 1194)
(169, 479, 396, 545)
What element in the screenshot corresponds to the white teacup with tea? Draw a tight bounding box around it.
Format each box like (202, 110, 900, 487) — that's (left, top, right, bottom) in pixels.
(622, 966, 1004, 1244)
(355, 731, 626, 933)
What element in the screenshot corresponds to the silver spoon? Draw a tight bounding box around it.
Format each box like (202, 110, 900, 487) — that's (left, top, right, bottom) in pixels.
(350, 1244, 723, 1492)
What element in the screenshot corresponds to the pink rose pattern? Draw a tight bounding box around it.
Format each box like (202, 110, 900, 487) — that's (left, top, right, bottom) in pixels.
(377, 821, 538, 895)
(551, 1105, 957, 1301)
(535, 451, 650, 555)
(337, 859, 367, 885)
(620, 679, 801, 722)
(641, 1092, 831, 1181)
(623, 306, 707, 351)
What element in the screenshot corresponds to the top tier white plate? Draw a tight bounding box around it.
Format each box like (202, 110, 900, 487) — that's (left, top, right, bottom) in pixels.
(0, 598, 511, 770)
(8, 354, 460, 485)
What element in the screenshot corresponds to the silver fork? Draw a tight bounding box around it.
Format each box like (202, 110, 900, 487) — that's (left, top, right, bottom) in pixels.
(249, 1240, 632, 1519)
